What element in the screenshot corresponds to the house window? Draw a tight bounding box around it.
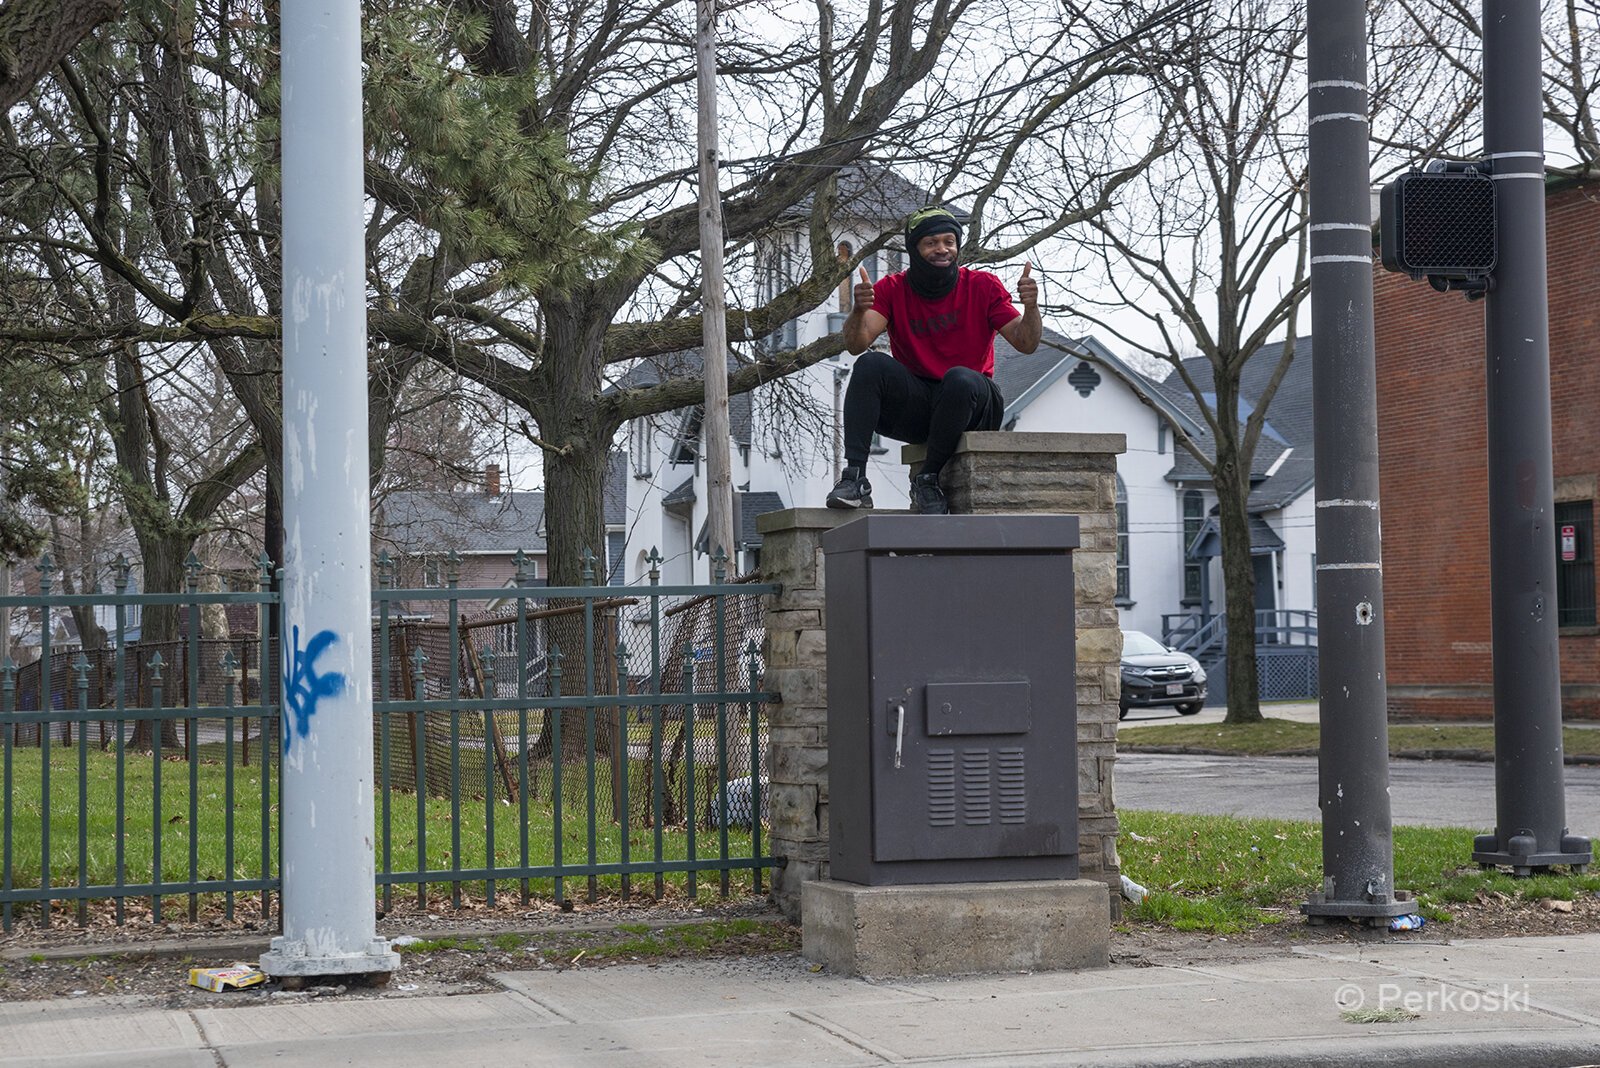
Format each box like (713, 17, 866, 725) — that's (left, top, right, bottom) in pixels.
(630, 418, 653, 478)
(1182, 490, 1204, 604)
(1115, 476, 1131, 604)
(672, 407, 703, 465)
(1556, 499, 1596, 627)
(869, 432, 888, 456)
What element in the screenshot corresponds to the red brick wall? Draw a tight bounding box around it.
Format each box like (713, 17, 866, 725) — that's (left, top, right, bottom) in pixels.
(1375, 181, 1600, 720)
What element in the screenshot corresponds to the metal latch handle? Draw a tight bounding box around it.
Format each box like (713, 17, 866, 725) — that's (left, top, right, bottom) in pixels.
(893, 702, 905, 769)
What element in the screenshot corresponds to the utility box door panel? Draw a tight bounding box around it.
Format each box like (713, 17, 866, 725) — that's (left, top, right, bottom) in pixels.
(866, 551, 1075, 863)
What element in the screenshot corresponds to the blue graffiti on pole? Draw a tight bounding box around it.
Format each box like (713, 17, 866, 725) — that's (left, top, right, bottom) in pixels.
(282, 626, 346, 753)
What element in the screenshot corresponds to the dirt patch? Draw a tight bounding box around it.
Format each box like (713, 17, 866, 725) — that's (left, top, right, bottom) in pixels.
(0, 894, 793, 1005)
(1110, 891, 1600, 967)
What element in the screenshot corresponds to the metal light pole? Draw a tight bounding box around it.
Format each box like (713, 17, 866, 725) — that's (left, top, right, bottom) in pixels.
(259, 0, 399, 982)
(1471, 0, 1592, 874)
(1302, 0, 1411, 924)
(697, 0, 736, 573)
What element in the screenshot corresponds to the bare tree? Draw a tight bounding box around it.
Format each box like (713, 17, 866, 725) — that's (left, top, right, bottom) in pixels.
(0, 0, 1179, 589)
(1070, 0, 1310, 724)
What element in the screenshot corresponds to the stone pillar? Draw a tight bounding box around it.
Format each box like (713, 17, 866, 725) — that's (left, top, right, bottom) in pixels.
(904, 432, 1128, 911)
(755, 507, 875, 921)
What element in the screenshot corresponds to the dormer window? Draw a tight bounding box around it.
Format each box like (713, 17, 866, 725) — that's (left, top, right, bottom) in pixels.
(673, 406, 703, 465)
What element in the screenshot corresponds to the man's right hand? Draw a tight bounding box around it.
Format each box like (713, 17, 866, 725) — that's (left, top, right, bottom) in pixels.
(843, 265, 888, 354)
(853, 266, 875, 312)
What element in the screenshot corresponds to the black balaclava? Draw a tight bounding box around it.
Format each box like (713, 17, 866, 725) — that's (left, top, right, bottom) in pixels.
(904, 206, 963, 301)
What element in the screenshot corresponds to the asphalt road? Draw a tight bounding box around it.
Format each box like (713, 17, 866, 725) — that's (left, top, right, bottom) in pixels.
(1115, 751, 1600, 831)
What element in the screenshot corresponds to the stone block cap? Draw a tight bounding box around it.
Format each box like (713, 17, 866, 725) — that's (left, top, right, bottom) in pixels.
(756, 507, 910, 536)
(901, 431, 1128, 466)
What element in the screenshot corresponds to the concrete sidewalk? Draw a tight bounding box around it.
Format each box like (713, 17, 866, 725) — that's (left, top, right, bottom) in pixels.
(1118, 699, 1322, 728)
(7, 933, 1600, 1068)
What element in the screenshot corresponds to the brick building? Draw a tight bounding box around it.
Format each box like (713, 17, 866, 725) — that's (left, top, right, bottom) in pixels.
(1375, 179, 1600, 720)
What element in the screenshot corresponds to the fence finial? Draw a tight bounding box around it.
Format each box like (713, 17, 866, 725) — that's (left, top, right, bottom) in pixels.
(513, 549, 532, 587)
(36, 553, 53, 595)
(73, 653, 91, 688)
(256, 553, 274, 588)
(115, 554, 132, 591)
(712, 546, 728, 584)
(184, 552, 202, 592)
(376, 551, 393, 589)
(445, 550, 461, 586)
(582, 547, 596, 585)
(148, 651, 165, 682)
(646, 547, 662, 585)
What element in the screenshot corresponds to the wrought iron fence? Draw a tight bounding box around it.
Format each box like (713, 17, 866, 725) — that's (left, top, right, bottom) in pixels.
(1, 556, 278, 932)
(1, 549, 777, 931)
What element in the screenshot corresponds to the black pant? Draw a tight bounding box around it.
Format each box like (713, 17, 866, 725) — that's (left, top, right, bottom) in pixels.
(843, 351, 1005, 475)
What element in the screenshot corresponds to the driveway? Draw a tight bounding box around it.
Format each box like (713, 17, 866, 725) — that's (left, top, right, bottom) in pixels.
(1115, 750, 1600, 830)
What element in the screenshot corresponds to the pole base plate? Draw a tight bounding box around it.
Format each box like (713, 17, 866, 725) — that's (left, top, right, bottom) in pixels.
(1301, 891, 1416, 925)
(260, 936, 401, 979)
(1471, 848, 1592, 872)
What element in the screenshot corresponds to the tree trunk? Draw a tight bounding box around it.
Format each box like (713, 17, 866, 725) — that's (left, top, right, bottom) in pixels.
(1214, 440, 1263, 724)
(529, 432, 613, 765)
(128, 538, 186, 750)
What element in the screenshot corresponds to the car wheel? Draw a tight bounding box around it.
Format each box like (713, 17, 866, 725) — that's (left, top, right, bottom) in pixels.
(1176, 702, 1202, 716)
(1118, 705, 1130, 721)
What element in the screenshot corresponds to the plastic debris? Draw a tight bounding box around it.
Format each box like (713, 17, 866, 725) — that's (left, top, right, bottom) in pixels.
(1388, 914, 1426, 932)
(1120, 875, 1148, 904)
(391, 935, 422, 947)
(189, 964, 267, 992)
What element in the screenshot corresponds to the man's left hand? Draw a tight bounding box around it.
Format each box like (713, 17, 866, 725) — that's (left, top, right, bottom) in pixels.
(1016, 262, 1038, 307)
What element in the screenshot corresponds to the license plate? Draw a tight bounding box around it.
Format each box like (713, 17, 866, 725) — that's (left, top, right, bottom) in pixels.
(1166, 683, 1184, 695)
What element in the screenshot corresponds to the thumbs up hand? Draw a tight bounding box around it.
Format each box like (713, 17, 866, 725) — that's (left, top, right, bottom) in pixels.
(1016, 262, 1038, 308)
(852, 266, 875, 312)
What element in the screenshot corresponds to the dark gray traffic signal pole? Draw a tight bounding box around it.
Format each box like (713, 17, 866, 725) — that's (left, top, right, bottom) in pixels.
(1303, 0, 1412, 924)
(1470, 0, 1592, 875)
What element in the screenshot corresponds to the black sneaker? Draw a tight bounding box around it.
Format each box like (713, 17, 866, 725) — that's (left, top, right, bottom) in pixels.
(826, 467, 874, 509)
(910, 472, 949, 515)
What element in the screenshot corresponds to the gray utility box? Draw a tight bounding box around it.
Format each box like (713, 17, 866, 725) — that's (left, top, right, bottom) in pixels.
(821, 514, 1079, 886)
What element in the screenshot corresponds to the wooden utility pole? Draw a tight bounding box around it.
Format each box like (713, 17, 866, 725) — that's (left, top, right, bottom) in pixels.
(697, 0, 736, 574)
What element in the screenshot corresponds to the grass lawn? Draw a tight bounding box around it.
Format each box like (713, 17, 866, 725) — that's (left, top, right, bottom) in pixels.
(1117, 717, 1600, 760)
(1120, 809, 1600, 933)
(1, 745, 760, 922)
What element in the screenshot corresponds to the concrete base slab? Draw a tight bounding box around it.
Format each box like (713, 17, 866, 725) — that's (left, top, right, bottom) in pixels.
(258, 935, 400, 979)
(801, 878, 1109, 978)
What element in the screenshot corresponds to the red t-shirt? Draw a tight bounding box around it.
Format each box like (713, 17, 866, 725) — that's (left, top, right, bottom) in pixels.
(872, 268, 1020, 379)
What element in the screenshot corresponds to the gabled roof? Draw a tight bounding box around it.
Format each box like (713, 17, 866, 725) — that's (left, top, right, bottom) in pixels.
(663, 476, 696, 508)
(377, 491, 546, 555)
(608, 349, 753, 446)
(999, 332, 1204, 437)
(1186, 514, 1287, 559)
(1155, 336, 1315, 512)
(779, 164, 958, 227)
(694, 490, 788, 555)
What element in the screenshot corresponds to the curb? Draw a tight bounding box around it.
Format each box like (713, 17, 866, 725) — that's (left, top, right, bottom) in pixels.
(1117, 744, 1600, 765)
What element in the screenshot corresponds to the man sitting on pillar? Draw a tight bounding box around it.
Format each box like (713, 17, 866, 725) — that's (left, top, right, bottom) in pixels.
(826, 206, 1042, 515)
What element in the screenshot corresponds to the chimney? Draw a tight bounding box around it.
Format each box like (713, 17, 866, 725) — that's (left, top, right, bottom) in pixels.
(485, 463, 501, 497)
